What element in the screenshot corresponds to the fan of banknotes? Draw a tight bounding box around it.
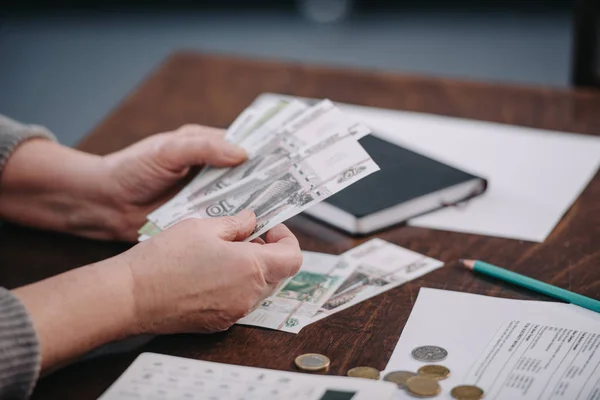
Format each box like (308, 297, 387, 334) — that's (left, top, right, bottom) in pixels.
(238, 238, 444, 333)
(138, 97, 381, 242)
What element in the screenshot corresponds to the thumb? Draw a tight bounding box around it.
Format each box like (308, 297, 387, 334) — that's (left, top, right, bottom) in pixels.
(158, 134, 247, 172)
(210, 210, 257, 241)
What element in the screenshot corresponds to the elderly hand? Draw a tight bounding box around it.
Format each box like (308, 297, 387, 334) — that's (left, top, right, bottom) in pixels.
(125, 211, 302, 334)
(0, 124, 246, 241)
(14, 211, 302, 370)
(102, 124, 247, 241)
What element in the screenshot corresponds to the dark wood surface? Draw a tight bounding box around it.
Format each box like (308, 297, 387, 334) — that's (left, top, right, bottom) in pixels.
(1, 52, 600, 399)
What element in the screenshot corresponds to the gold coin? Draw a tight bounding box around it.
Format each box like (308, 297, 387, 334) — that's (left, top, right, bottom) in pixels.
(383, 370, 417, 388)
(294, 353, 330, 372)
(451, 385, 485, 400)
(417, 364, 451, 380)
(347, 366, 380, 380)
(406, 376, 441, 398)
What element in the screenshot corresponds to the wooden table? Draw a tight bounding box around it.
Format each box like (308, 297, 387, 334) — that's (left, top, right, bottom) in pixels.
(1, 52, 599, 399)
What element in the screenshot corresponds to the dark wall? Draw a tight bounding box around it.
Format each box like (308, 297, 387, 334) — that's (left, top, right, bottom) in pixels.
(2, 0, 572, 14)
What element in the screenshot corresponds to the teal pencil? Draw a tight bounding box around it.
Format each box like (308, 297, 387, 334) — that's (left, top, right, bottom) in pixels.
(459, 259, 600, 313)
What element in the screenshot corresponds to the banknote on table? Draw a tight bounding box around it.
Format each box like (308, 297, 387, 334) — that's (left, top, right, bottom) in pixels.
(236, 239, 443, 333)
(236, 251, 353, 333)
(309, 238, 444, 324)
(146, 98, 367, 228)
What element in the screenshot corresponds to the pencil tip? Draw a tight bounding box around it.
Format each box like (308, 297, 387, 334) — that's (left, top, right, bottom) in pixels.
(459, 259, 475, 269)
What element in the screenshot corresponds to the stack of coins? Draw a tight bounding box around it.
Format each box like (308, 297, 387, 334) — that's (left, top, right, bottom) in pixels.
(410, 346, 484, 399)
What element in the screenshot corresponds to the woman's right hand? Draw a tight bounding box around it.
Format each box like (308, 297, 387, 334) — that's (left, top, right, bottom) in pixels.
(14, 210, 302, 371)
(123, 210, 303, 334)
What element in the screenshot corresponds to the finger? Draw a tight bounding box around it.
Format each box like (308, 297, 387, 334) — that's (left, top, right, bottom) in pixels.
(175, 124, 225, 138)
(203, 210, 256, 241)
(264, 224, 299, 247)
(251, 237, 266, 245)
(257, 225, 303, 283)
(249, 281, 280, 314)
(261, 281, 281, 301)
(158, 135, 246, 172)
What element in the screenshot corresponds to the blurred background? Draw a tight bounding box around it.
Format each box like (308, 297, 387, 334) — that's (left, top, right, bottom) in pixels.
(0, 0, 597, 145)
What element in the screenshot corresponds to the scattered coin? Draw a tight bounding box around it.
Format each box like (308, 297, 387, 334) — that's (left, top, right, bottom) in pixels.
(418, 365, 451, 380)
(406, 376, 441, 398)
(451, 385, 485, 400)
(347, 366, 380, 380)
(294, 353, 330, 372)
(383, 370, 417, 389)
(411, 345, 448, 362)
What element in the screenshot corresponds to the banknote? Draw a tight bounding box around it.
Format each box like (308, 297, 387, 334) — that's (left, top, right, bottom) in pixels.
(148, 99, 305, 219)
(180, 100, 311, 202)
(150, 119, 371, 231)
(189, 100, 282, 180)
(309, 238, 444, 323)
(147, 99, 366, 227)
(237, 239, 444, 334)
(148, 104, 371, 228)
(138, 221, 161, 238)
(139, 95, 380, 242)
(149, 132, 379, 241)
(237, 100, 308, 157)
(178, 104, 262, 189)
(236, 251, 353, 333)
(227, 99, 291, 145)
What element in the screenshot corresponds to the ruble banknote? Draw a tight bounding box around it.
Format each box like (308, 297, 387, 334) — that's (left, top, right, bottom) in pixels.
(149, 99, 307, 219)
(237, 239, 444, 334)
(146, 130, 379, 241)
(236, 251, 351, 333)
(310, 238, 444, 323)
(147, 99, 364, 226)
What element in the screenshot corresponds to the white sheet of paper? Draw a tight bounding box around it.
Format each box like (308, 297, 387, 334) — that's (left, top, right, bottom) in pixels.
(257, 94, 600, 242)
(384, 288, 600, 400)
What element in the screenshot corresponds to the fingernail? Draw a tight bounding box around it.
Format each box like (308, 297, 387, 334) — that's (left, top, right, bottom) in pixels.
(224, 145, 247, 160)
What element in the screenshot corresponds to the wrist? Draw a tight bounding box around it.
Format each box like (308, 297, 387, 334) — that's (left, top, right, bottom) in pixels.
(13, 256, 138, 370)
(0, 140, 124, 239)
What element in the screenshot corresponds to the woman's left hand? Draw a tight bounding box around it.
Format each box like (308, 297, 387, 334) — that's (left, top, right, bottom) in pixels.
(102, 124, 246, 241)
(0, 124, 245, 241)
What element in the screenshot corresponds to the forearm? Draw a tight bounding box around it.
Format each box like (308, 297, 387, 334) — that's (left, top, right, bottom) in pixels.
(12, 256, 137, 371)
(0, 140, 121, 239)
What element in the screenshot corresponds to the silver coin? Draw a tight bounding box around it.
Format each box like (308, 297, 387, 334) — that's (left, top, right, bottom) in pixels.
(411, 345, 448, 362)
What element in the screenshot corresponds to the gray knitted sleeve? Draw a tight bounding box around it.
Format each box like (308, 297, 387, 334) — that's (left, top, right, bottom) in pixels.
(0, 115, 55, 399)
(0, 289, 41, 400)
(0, 114, 56, 179)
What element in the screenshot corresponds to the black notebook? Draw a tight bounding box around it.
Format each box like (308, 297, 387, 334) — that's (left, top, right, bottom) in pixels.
(304, 134, 487, 235)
